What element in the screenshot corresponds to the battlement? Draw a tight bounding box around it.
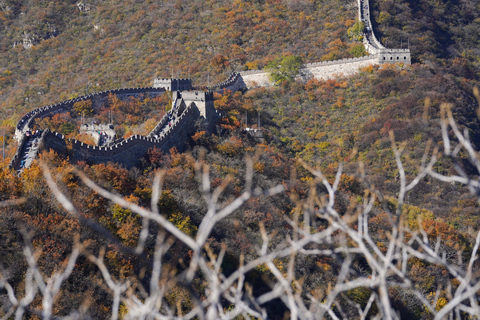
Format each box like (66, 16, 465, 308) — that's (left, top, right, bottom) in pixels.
(10, 85, 213, 171)
(181, 90, 213, 102)
(34, 102, 201, 168)
(153, 78, 192, 91)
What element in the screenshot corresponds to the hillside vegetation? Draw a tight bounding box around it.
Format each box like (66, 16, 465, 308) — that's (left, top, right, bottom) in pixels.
(0, 0, 363, 123)
(1, 0, 480, 318)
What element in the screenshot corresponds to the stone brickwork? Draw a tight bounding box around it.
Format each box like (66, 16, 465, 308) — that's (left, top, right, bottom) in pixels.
(15, 87, 165, 140)
(40, 102, 201, 168)
(153, 78, 192, 91)
(301, 55, 381, 81)
(11, 86, 215, 171)
(238, 71, 272, 89)
(208, 72, 247, 92)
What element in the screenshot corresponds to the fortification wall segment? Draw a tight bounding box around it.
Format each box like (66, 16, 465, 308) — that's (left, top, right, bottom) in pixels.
(302, 55, 381, 81)
(15, 87, 166, 141)
(358, 0, 385, 52)
(9, 134, 28, 171)
(239, 55, 384, 88)
(303, 55, 379, 68)
(10, 0, 413, 171)
(208, 73, 246, 92)
(239, 71, 272, 89)
(39, 103, 199, 168)
(153, 78, 192, 91)
(378, 49, 411, 64)
(236, 0, 410, 88)
(148, 111, 170, 138)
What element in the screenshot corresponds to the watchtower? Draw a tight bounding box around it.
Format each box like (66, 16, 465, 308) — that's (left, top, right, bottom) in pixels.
(153, 78, 192, 91)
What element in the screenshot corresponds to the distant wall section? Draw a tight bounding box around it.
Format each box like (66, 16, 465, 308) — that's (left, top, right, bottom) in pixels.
(239, 71, 272, 89)
(301, 55, 381, 81)
(239, 55, 383, 89)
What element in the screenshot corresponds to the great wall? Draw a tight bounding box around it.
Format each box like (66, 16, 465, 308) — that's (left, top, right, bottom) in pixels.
(9, 0, 410, 172)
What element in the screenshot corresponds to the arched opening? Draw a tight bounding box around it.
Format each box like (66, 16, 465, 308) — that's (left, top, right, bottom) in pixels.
(390, 57, 393, 60)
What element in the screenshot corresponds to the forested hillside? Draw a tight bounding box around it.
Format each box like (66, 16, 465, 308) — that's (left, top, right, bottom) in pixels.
(0, 0, 363, 125)
(2, 0, 480, 319)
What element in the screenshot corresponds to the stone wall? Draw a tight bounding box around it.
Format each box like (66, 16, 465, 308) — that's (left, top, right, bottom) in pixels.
(302, 55, 381, 81)
(10, 85, 215, 170)
(378, 49, 411, 64)
(181, 91, 214, 118)
(10, 0, 412, 171)
(40, 102, 200, 168)
(239, 71, 272, 89)
(235, 0, 411, 89)
(358, 0, 385, 54)
(9, 134, 28, 171)
(15, 87, 165, 141)
(153, 78, 192, 91)
(239, 55, 382, 89)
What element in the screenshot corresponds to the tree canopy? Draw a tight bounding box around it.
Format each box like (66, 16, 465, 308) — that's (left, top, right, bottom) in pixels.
(266, 55, 303, 85)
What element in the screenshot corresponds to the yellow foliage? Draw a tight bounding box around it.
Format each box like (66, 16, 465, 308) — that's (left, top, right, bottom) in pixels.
(361, 65, 375, 74)
(253, 161, 265, 173)
(168, 211, 197, 237)
(245, 61, 259, 70)
(436, 297, 447, 311)
(73, 99, 94, 116)
(142, 118, 158, 135)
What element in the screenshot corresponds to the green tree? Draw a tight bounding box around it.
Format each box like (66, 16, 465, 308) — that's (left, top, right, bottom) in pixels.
(347, 21, 365, 41)
(349, 44, 366, 57)
(266, 55, 303, 85)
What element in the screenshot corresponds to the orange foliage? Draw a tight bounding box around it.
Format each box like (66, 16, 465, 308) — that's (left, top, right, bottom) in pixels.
(117, 215, 141, 247)
(218, 136, 244, 157)
(421, 219, 459, 248)
(192, 131, 206, 141)
(75, 133, 96, 145)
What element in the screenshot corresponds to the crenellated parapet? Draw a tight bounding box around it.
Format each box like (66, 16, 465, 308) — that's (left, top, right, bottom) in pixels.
(14, 87, 166, 142)
(208, 72, 246, 92)
(37, 101, 202, 168)
(358, 0, 385, 54)
(11, 85, 216, 171)
(153, 78, 192, 91)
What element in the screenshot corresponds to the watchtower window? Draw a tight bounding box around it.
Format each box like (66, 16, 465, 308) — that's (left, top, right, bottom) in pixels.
(404, 56, 406, 60)
(383, 57, 385, 60)
(397, 57, 399, 60)
(390, 57, 393, 60)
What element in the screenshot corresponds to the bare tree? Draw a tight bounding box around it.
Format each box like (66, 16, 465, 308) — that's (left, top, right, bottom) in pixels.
(2, 102, 480, 319)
